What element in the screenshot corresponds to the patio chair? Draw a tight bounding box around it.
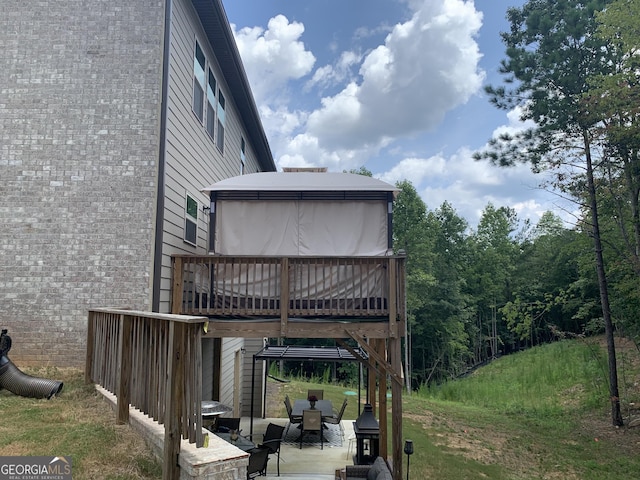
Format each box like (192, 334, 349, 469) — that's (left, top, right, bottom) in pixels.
(325, 398, 347, 437)
(284, 396, 301, 435)
(299, 409, 323, 450)
(257, 422, 286, 476)
(246, 447, 270, 479)
(216, 417, 241, 433)
(307, 389, 324, 400)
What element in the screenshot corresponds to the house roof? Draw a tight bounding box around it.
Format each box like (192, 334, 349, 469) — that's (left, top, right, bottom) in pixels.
(190, 0, 276, 172)
(201, 172, 399, 193)
(253, 344, 368, 362)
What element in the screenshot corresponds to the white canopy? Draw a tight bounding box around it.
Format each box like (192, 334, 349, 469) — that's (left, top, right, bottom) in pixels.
(198, 171, 397, 300)
(202, 171, 399, 193)
(203, 171, 397, 256)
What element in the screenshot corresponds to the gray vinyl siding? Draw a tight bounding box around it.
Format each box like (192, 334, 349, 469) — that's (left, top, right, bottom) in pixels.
(242, 338, 266, 417)
(219, 337, 244, 412)
(157, 0, 267, 314)
(159, 0, 272, 408)
(0, 0, 165, 366)
(201, 338, 215, 398)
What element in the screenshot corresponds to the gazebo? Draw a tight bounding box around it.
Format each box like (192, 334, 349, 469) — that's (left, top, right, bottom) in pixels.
(248, 344, 370, 436)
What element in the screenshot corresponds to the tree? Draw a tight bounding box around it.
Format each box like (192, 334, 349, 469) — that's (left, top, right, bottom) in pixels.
(588, 0, 640, 276)
(418, 202, 473, 383)
(466, 205, 519, 359)
(393, 180, 436, 389)
(477, 0, 623, 425)
(502, 212, 585, 344)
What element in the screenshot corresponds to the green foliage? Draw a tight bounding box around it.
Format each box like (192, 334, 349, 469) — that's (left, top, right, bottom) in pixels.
(423, 340, 606, 415)
(394, 176, 604, 388)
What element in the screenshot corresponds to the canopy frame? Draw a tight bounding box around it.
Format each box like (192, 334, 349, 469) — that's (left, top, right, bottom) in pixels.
(249, 344, 369, 437)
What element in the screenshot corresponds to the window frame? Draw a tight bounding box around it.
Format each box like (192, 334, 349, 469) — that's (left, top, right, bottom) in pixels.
(184, 193, 198, 246)
(206, 67, 217, 140)
(192, 40, 206, 124)
(216, 89, 226, 153)
(240, 137, 246, 174)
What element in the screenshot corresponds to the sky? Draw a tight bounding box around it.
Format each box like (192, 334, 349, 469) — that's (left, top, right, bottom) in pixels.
(223, 0, 575, 230)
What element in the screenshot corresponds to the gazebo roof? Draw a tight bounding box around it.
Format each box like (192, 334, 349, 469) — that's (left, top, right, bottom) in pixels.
(202, 172, 398, 193)
(253, 344, 368, 362)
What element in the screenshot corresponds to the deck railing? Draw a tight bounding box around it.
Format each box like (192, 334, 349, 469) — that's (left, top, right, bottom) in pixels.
(172, 254, 405, 321)
(85, 308, 208, 480)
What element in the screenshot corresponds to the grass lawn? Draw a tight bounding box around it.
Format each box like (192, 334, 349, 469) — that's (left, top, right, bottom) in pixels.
(0, 367, 161, 479)
(2, 336, 640, 479)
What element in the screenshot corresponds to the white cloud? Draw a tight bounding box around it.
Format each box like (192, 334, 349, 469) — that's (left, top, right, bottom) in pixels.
(232, 15, 316, 103)
(306, 0, 485, 150)
(305, 51, 362, 92)
(228, 0, 576, 229)
(233, 1, 484, 166)
(491, 104, 536, 139)
(378, 145, 548, 227)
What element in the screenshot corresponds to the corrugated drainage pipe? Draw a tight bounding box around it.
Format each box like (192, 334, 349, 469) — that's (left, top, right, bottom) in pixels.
(0, 355, 64, 400)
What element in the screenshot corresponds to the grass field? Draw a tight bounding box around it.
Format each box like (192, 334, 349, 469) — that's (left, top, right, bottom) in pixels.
(0, 367, 161, 479)
(2, 336, 639, 479)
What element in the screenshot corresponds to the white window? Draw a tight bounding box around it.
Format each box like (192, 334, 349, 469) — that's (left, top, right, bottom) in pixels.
(193, 41, 206, 123)
(184, 194, 198, 246)
(240, 137, 246, 174)
(216, 90, 226, 152)
(206, 68, 216, 139)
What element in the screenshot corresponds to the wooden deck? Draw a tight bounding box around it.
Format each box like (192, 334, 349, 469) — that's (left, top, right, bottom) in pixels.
(86, 254, 407, 479)
(171, 253, 407, 479)
(171, 254, 406, 339)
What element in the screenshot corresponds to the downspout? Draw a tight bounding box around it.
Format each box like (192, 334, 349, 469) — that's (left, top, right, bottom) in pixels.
(152, 0, 172, 311)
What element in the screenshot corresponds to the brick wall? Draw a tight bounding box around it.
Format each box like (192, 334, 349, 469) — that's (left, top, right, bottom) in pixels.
(0, 0, 165, 366)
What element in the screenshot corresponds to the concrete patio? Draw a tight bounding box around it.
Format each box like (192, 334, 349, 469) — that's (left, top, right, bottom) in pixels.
(247, 417, 355, 480)
(98, 386, 356, 479)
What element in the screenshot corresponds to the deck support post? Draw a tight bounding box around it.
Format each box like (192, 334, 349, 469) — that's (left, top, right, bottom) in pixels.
(389, 335, 403, 480)
(388, 258, 398, 338)
(164, 321, 185, 480)
(171, 256, 184, 315)
(377, 338, 388, 459)
(116, 313, 132, 424)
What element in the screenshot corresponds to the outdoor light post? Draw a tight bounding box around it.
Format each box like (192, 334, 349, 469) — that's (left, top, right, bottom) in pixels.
(404, 439, 414, 480)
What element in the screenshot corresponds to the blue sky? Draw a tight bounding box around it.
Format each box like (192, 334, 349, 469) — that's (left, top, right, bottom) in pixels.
(223, 0, 574, 229)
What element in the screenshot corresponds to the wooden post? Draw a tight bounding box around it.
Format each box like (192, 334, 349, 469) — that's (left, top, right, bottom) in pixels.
(194, 323, 204, 448)
(368, 337, 376, 408)
(389, 336, 403, 480)
(171, 256, 184, 315)
(116, 313, 132, 424)
(164, 321, 185, 480)
(388, 258, 397, 338)
(280, 257, 289, 336)
(84, 310, 96, 384)
(377, 339, 388, 459)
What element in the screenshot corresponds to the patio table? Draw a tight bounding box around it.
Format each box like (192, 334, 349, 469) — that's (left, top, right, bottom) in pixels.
(291, 399, 333, 420)
(201, 400, 233, 429)
(292, 399, 333, 443)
